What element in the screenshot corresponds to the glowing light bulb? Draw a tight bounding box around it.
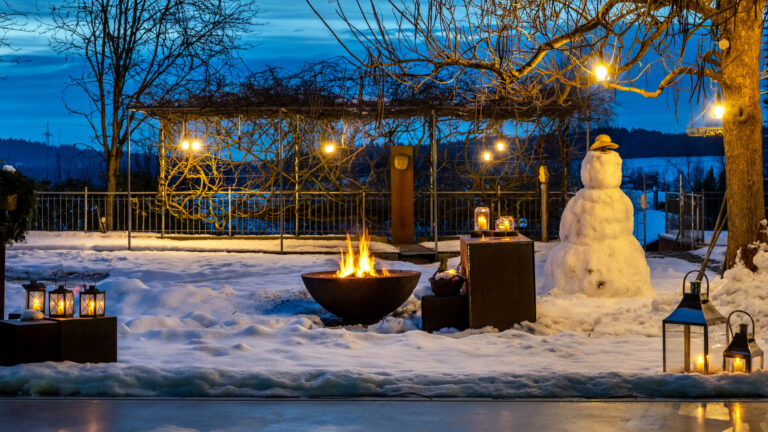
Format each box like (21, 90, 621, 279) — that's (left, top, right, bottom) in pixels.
(482, 151, 492, 161)
(712, 104, 725, 119)
(180, 140, 190, 150)
(191, 140, 201, 151)
(324, 144, 336, 154)
(595, 64, 608, 82)
(496, 141, 505, 151)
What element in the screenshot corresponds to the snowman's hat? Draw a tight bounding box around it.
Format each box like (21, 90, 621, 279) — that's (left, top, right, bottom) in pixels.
(589, 134, 619, 151)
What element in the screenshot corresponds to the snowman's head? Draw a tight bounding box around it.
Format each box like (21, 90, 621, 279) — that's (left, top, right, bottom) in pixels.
(581, 150, 622, 189)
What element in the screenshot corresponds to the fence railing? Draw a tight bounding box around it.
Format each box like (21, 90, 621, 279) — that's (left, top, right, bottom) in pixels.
(31, 190, 574, 239)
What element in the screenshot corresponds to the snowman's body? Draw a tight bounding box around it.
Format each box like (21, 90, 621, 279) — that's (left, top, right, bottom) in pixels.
(544, 150, 653, 297)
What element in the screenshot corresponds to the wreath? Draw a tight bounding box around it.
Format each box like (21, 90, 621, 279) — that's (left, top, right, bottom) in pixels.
(0, 165, 36, 245)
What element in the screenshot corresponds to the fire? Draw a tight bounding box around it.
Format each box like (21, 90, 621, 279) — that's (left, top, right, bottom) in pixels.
(336, 231, 390, 278)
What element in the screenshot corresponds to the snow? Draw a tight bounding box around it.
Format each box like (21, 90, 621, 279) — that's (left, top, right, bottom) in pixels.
(2, 232, 768, 398)
(545, 150, 653, 297)
(2, 164, 15, 172)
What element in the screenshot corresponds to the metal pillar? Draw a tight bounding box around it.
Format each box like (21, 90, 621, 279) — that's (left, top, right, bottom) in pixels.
(279, 115, 285, 254)
(84, 187, 88, 233)
(430, 111, 438, 262)
(127, 119, 132, 251)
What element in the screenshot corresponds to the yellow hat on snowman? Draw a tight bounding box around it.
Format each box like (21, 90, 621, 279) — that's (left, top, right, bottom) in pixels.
(589, 134, 619, 151)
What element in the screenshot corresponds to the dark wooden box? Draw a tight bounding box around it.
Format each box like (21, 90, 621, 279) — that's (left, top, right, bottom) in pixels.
(51, 317, 118, 363)
(422, 295, 468, 333)
(0, 320, 61, 366)
(460, 235, 536, 330)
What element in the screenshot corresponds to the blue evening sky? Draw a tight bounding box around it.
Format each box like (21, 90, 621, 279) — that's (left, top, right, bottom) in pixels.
(0, 0, 710, 146)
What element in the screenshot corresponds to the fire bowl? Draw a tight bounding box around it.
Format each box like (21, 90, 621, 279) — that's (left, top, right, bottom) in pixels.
(301, 270, 421, 325)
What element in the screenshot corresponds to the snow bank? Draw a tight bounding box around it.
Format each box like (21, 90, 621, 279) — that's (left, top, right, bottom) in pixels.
(0, 240, 764, 398)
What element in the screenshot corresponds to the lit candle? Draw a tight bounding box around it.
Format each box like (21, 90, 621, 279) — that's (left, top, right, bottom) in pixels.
(734, 357, 745, 373)
(478, 215, 488, 230)
(57, 301, 64, 314)
(696, 355, 705, 372)
(88, 301, 95, 315)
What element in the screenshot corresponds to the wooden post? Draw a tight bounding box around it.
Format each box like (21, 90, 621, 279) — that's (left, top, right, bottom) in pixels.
(430, 111, 438, 261)
(390, 146, 415, 244)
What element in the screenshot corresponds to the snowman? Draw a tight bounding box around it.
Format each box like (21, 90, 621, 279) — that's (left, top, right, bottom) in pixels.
(544, 134, 653, 297)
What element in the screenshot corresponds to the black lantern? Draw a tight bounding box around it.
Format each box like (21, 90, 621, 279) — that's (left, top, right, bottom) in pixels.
(22, 281, 46, 314)
(663, 270, 727, 374)
(48, 285, 75, 318)
(723, 310, 764, 373)
(79, 285, 105, 318)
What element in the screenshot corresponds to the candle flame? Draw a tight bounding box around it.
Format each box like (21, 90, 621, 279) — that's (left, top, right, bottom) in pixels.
(336, 231, 389, 278)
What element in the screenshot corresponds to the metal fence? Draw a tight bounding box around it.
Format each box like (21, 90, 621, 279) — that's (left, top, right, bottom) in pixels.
(31, 189, 573, 239)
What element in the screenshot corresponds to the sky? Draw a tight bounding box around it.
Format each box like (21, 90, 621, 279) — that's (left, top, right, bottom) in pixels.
(0, 0, 716, 146)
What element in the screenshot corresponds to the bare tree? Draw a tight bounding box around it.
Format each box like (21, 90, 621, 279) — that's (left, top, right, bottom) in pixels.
(312, 0, 767, 269)
(49, 0, 257, 229)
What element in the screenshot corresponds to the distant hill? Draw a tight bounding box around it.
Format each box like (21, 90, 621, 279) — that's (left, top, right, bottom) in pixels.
(0, 138, 103, 187)
(594, 127, 725, 158)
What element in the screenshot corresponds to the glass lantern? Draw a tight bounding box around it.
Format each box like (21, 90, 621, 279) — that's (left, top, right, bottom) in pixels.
(663, 270, 726, 374)
(48, 285, 75, 318)
(723, 310, 764, 373)
(474, 207, 490, 231)
(79, 285, 106, 318)
(23, 281, 47, 314)
(495, 218, 509, 231)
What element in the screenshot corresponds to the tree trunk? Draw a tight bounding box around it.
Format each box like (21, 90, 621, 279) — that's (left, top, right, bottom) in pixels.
(720, 0, 766, 269)
(105, 153, 120, 231)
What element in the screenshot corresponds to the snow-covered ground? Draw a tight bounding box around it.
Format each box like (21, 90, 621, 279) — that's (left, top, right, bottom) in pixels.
(2, 233, 768, 398)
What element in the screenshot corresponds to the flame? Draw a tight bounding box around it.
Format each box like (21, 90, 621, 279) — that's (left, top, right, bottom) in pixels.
(336, 231, 389, 277)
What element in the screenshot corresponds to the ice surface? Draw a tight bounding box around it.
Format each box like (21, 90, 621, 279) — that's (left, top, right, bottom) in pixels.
(545, 150, 653, 297)
(1, 233, 766, 398)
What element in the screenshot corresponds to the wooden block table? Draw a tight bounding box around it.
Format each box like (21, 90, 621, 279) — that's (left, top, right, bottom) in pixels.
(0, 319, 61, 366)
(422, 295, 468, 333)
(460, 235, 536, 330)
(51, 317, 118, 363)
(0, 317, 118, 366)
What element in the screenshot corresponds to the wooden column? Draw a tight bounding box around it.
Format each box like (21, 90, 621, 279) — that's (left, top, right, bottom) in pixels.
(390, 145, 414, 244)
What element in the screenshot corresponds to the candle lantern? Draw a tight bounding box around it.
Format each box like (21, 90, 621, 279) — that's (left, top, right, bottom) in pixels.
(79, 285, 106, 318)
(48, 285, 75, 318)
(23, 281, 46, 313)
(662, 270, 727, 374)
(723, 310, 764, 373)
(495, 218, 510, 231)
(474, 207, 490, 231)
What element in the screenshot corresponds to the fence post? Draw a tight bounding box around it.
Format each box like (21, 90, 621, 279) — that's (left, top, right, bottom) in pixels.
(539, 166, 550, 242)
(84, 187, 88, 233)
(664, 187, 668, 233)
(228, 187, 232, 237)
(679, 175, 683, 242)
(361, 190, 366, 233)
(690, 191, 695, 249)
(496, 184, 501, 221)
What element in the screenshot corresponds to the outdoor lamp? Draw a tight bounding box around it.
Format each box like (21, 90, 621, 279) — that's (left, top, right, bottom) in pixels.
(595, 64, 609, 82)
(482, 151, 492, 161)
(474, 207, 490, 232)
(191, 140, 202, 151)
(713, 94, 725, 119)
(723, 310, 763, 373)
(663, 270, 727, 374)
(324, 143, 336, 154)
(496, 141, 505, 152)
(180, 139, 190, 151)
(48, 285, 75, 318)
(23, 281, 46, 313)
(79, 285, 106, 318)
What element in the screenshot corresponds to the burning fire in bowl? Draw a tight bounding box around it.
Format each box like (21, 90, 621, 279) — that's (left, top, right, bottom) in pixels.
(301, 231, 420, 325)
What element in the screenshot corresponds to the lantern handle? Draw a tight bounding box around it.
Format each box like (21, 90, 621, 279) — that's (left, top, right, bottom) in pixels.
(727, 310, 756, 340)
(682, 270, 709, 297)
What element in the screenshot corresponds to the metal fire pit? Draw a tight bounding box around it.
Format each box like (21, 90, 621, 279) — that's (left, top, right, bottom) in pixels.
(301, 270, 421, 325)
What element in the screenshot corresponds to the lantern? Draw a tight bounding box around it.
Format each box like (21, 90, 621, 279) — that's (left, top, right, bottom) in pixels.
(662, 271, 726, 374)
(723, 310, 764, 373)
(79, 285, 106, 318)
(23, 281, 46, 313)
(48, 285, 75, 318)
(474, 207, 490, 231)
